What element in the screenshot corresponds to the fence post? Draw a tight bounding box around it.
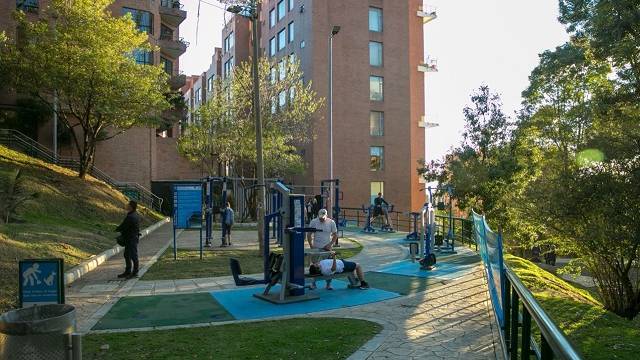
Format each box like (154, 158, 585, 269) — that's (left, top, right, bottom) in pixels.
(357, 211, 360, 227)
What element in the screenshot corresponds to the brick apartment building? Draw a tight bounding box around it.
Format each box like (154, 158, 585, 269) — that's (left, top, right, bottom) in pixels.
(0, 0, 203, 189)
(184, 0, 436, 212)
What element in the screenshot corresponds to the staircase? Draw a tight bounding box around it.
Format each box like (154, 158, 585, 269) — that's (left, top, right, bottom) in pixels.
(0, 129, 163, 212)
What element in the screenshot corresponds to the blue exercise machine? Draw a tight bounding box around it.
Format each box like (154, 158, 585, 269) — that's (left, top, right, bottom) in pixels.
(361, 204, 395, 233)
(230, 181, 320, 304)
(202, 177, 229, 247)
(433, 184, 457, 254)
(172, 183, 204, 260)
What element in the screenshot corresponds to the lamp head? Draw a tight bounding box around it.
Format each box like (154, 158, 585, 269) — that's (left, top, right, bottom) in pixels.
(331, 26, 341, 36)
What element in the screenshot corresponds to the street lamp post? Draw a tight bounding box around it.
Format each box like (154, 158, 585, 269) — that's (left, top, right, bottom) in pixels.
(328, 25, 340, 220)
(228, 0, 266, 250)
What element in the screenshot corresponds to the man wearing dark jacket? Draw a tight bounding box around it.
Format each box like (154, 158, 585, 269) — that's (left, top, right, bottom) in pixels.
(116, 200, 141, 279)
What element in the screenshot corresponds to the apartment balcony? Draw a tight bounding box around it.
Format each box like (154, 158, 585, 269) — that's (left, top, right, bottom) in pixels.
(159, 35, 189, 59)
(417, 5, 437, 24)
(159, 0, 187, 27)
(169, 73, 187, 90)
(418, 57, 438, 73)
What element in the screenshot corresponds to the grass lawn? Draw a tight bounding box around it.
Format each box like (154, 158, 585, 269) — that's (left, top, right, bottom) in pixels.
(84, 317, 381, 360)
(506, 255, 640, 360)
(0, 145, 163, 312)
(142, 238, 363, 281)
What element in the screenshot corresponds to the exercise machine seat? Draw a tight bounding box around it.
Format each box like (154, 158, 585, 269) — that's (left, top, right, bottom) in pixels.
(229, 258, 263, 286)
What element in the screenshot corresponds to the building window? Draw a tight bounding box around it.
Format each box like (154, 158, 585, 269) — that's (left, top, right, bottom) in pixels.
(123, 8, 153, 34)
(288, 22, 295, 43)
(160, 56, 173, 74)
(288, 0, 294, 11)
(369, 7, 382, 32)
(269, 8, 276, 28)
(270, 67, 277, 84)
(370, 111, 384, 136)
(207, 75, 214, 92)
(278, 91, 287, 108)
(278, 29, 286, 51)
(277, 0, 286, 21)
(289, 52, 296, 65)
(369, 76, 384, 101)
(16, 0, 38, 11)
(224, 32, 234, 53)
(160, 24, 173, 40)
(269, 37, 276, 56)
(224, 57, 234, 78)
(300, 40, 306, 49)
(133, 49, 153, 65)
(370, 146, 384, 171)
(278, 60, 286, 80)
(369, 41, 383, 67)
(195, 88, 201, 105)
(370, 182, 384, 204)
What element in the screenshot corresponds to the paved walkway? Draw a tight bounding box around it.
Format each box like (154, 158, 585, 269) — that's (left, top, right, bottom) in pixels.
(69, 226, 501, 359)
(66, 223, 174, 332)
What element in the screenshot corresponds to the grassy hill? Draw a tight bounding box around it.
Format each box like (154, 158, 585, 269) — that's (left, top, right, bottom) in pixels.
(0, 145, 163, 312)
(506, 255, 640, 359)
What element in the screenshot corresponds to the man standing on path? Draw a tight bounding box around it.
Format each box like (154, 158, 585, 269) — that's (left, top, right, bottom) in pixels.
(307, 209, 338, 289)
(221, 202, 234, 247)
(116, 200, 140, 279)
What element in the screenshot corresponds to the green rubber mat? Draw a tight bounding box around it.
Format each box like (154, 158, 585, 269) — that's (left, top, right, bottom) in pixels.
(364, 272, 446, 295)
(93, 293, 234, 330)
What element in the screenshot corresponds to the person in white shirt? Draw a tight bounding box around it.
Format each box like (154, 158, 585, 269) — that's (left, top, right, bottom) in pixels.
(308, 251, 370, 290)
(307, 208, 337, 250)
(307, 209, 338, 289)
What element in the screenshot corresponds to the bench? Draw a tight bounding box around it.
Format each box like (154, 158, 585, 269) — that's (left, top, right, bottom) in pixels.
(304, 249, 360, 288)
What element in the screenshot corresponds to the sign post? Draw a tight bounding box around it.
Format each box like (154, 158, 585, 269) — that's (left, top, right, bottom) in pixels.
(18, 258, 65, 307)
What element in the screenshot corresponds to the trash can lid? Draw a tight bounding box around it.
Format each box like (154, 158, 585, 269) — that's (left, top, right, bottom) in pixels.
(0, 304, 76, 335)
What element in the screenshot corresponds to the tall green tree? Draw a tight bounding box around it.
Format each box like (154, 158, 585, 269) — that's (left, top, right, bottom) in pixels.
(178, 57, 324, 178)
(0, 0, 170, 178)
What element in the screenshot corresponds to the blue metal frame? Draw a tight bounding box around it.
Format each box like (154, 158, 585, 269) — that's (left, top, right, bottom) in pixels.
(173, 183, 204, 260)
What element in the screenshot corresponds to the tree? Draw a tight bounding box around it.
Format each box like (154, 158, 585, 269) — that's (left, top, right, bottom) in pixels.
(0, 0, 170, 178)
(178, 56, 324, 178)
(0, 169, 38, 224)
(419, 86, 517, 215)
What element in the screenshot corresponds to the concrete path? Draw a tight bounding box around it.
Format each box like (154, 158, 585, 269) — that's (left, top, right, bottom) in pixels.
(66, 223, 174, 332)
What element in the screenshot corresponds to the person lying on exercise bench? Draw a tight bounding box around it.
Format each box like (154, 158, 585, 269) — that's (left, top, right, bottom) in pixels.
(308, 251, 370, 290)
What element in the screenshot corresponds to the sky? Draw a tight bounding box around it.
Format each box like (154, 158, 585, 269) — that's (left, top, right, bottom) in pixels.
(179, 0, 569, 162)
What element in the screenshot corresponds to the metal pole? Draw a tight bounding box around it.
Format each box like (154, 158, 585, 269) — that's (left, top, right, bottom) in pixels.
(251, 2, 266, 251)
(328, 34, 334, 212)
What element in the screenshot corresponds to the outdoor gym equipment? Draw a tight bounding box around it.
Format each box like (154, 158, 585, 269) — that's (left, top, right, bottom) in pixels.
(418, 200, 437, 270)
(406, 212, 421, 241)
(172, 183, 204, 260)
(421, 184, 457, 254)
(230, 181, 358, 304)
(361, 204, 395, 233)
(202, 177, 229, 247)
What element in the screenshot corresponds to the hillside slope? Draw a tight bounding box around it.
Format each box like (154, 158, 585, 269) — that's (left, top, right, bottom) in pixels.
(0, 145, 163, 312)
(506, 255, 640, 359)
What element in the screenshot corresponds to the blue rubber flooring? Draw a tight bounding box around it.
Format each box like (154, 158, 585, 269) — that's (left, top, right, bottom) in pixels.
(210, 280, 400, 320)
(377, 258, 477, 280)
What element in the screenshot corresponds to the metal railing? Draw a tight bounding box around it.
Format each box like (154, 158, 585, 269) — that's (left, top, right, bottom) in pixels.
(473, 211, 582, 359)
(435, 214, 476, 250)
(340, 206, 413, 232)
(0, 129, 163, 212)
(502, 267, 582, 360)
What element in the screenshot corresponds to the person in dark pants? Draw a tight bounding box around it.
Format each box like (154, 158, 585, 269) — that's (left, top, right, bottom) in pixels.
(116, 200, 141, 279)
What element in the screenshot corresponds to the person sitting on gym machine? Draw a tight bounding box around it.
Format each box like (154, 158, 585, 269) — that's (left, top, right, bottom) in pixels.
(370, 192, 391, 227)
(308, 251, 370, 290)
